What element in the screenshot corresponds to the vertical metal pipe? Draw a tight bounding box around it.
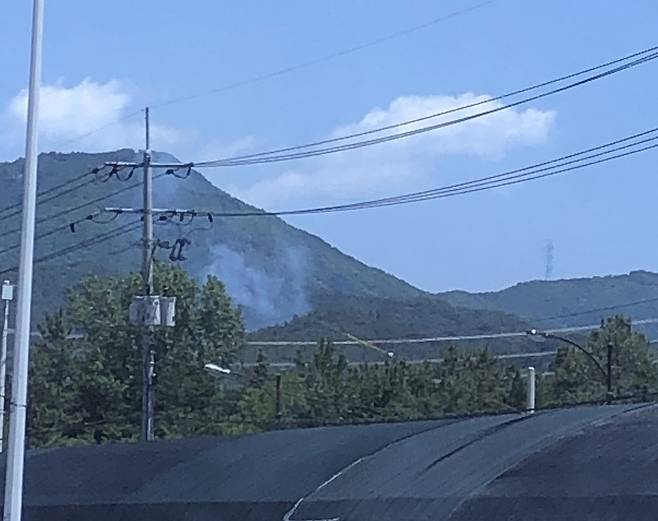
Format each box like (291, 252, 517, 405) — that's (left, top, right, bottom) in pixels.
(3, 1, 44, 519)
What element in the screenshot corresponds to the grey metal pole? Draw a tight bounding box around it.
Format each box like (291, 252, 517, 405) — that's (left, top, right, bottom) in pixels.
(141, 107, 155, 441)
(275, 374, 282, 424)
(0, 282, 14, 452)
(526, 366, 536, 413)
(3, 1, 44, 519)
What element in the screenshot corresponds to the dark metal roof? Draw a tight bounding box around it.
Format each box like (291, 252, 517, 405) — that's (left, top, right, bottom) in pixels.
(2, 404, 656, 520)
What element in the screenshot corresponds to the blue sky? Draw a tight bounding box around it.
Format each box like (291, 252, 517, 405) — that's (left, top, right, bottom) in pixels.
(2, 0, 658, 293)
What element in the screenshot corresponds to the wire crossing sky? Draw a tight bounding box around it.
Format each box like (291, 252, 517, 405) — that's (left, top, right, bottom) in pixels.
(2, 0, 657, 293)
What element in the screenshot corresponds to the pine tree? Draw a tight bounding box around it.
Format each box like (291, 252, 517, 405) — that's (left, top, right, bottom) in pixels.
(28, 265, 246, 446)
(549, 315, 658, 402)
(28, 310, 83, 447)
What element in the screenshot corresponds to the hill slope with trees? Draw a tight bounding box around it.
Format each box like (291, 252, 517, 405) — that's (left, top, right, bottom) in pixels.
(438, 270, 658, 334)
(0, 150, 429, 329)
(27, 266, 658, 447)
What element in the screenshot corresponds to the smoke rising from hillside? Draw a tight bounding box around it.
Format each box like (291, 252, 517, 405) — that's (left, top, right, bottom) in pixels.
(206, 244, 311, 330)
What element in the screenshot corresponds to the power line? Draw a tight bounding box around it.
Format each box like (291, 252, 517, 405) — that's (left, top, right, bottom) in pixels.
(27, 222, 140, 268)
(2, 171, 168, 238)
(307, 140, 658, 213)
(533, 295, 658, 323)
(0, 222, 73, 257)
(184, 128, 658, 218)
(245, 318, 658, 347)
(199, 53, 658, 167)
(0, 211, 120, 257)
(151, 0, 502, 110)
(0, 177, 98, 222)
(0, 222, 140, 277)
(194, 47, 658, 167)
(240, 350, 561, 370)
(44, 2, 500, 150)
(198, 45, 658, 165)
(50, 109, 143, 150)
(0, 166, 103, 217)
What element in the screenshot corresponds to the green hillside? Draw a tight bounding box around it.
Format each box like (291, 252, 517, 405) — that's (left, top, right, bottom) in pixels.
(5, 150, 647, 361)
(0, 150, 479, 333)
(439, 270, 658, 334)
(246, 294, 534, 363)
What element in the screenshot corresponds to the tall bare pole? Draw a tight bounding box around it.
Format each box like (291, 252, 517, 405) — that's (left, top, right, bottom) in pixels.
(3, 0, 44, 519)
(141, 107, 155, 441)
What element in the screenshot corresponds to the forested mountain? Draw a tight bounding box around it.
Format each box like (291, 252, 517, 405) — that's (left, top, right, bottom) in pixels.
(0, 150, 479, 332)
(438, 271, 658, 337)
(4, 150, 656, 347)
(246, 294, 533, 363)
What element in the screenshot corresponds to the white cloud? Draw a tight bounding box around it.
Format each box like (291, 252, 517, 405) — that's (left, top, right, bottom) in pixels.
(4, 78, 181, 153)
(197, 136, 256, 163)
(229, 93, 556, 208)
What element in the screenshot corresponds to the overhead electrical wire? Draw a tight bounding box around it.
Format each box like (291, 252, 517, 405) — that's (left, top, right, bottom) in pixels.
(532, 295, 658, 323)
(48, 1, 500, 149)
(0, 166, 105, 217)
(246, 318, 658, 346)
(170, 128, 658, 218)
(198, 53, 658, 167)
(0, 222, 141, 277)
(151, 0, 502, 110)
(2, 170, 168, 238)
(5, 46, 655, 229)
(1, 166, 180, 258)
(50, 109, 144, 150)
(280, 128, 658, 213)
(0, 177, 99, 222)
(28, 223, 141, 270)
(0, 211, 122, 257)
(0, 222, 81, 257)
(3, 47, 656, 264)
(193, 47, 658, 167)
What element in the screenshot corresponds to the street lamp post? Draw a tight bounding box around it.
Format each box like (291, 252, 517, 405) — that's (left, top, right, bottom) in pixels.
(204, 364, 283, 424)
(527, 329, 613, 402)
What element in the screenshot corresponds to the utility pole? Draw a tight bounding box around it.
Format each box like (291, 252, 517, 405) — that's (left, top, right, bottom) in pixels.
(141, 107, 155, 441)
(4, 1, 44, 520)
(104, 109, 184, 441)
(0, 281, 15, 452)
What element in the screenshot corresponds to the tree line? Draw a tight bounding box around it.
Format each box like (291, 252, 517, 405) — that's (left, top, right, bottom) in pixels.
(23, 265, 658, 447)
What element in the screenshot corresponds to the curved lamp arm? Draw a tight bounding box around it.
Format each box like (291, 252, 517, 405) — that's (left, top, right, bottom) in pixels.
(526, 329, 607, 380)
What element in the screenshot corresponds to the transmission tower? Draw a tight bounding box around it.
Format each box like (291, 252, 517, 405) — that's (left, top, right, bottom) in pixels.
(545, 240, 554, 280)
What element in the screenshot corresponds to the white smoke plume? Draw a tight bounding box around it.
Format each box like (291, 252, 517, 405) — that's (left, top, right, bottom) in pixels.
(206, 244, 310, 330)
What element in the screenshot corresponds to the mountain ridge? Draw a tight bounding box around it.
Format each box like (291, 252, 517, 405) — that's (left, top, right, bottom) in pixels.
(438, 269, 658, 334)
(3, 150, 655, 344)
(0, 149, 477, 331)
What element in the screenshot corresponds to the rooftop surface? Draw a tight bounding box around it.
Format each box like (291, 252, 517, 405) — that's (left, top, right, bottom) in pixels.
(1, 403, 656, 520)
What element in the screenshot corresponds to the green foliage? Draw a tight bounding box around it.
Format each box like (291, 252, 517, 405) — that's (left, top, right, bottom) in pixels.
(247, 295, 530, 363)
(545, 315, 658, 403)
(24, 269, 658, 449)
(248, 342, 527, 427)
(28, 310, 84, 446)
(28, 264, 245, 446)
